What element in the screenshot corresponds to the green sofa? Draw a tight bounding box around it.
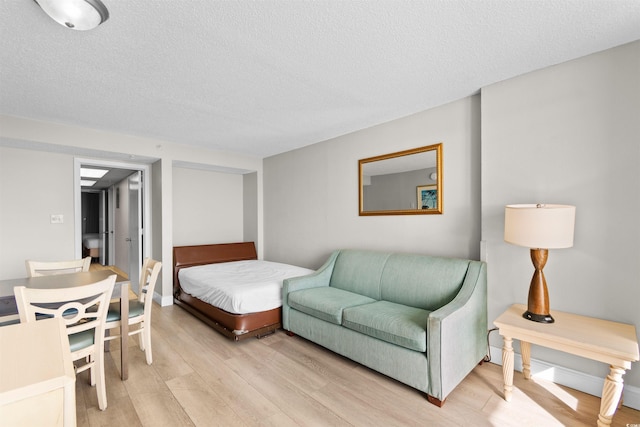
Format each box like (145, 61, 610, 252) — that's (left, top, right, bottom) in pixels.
(282, 249, 487, 406)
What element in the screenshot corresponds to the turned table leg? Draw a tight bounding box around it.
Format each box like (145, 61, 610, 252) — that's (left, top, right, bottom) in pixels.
(502, 336, 514, 401)
(597, 365, 626, 427)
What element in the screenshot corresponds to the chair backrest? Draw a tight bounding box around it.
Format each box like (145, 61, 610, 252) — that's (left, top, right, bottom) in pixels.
(138, 258, 162, 311)
(25, 257, 92, 277)
(14, 275, 116, 345)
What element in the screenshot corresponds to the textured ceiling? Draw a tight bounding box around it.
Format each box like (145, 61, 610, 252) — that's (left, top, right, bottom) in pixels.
(1, 1, 639, 159)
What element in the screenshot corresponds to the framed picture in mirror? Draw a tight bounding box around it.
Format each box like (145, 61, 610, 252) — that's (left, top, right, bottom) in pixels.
(417, 184, 438, 210)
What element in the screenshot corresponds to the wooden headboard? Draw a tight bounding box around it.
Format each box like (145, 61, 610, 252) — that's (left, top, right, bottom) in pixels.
(173, 242, 257, 295)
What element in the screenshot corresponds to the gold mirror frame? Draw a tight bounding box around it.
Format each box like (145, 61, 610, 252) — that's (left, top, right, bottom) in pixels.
(359, 143, 443, 216)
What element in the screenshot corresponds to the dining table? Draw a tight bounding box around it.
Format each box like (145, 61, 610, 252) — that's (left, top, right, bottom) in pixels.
(0, 317, 76, 426)
(0, 270, 132, 381)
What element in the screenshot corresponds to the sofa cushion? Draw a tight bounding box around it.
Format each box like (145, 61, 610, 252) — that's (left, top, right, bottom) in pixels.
(330, 250, 391, 299)
(380, 254, 470, 311)
(288, 287, 376, 325)
(342, 301, 429, 352)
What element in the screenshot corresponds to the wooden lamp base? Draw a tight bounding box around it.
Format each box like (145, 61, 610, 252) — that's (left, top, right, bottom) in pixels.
(523, 248, 554, 323)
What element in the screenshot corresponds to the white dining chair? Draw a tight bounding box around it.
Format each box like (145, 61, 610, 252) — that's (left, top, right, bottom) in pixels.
(25, 257, 92, 277)
(14, 274, 116, 411)
(105, 258, 161, 365)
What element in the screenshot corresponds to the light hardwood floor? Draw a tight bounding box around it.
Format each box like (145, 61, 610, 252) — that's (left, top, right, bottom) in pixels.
(76, 303, 640, 426)
(89, 263, 128, 279)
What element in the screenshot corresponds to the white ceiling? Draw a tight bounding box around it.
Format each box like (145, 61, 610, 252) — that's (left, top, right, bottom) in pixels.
(1, 1, 639, 159)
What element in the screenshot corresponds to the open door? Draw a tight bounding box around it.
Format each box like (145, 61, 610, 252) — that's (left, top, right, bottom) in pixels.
(74, 158, 151, 290)
(98, 189, 107, 265)
(114, 171, 141, 291)
(127, 171, 142, 293)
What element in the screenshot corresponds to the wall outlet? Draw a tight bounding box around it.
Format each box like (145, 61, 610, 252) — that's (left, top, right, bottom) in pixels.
(50, 214, 64, 224)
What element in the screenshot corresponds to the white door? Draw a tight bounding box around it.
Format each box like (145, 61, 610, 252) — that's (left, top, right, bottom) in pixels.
(114, 172, 141, 291)
(127, 171, 142, 293)
(98, 190, 107, 265)
(114, 180, 130, 278)
(107, 187, 115, 265)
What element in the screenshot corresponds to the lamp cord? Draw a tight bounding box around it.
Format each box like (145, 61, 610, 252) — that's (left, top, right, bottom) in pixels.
(483, 327, 499, 362)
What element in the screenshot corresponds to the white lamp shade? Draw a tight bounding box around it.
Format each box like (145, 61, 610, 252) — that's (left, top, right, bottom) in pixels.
(504, 204, 576, 249)
(35, 0, 109, 30)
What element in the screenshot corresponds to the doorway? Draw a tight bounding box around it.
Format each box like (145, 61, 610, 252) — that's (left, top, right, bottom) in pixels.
(74, 158, 151, 293)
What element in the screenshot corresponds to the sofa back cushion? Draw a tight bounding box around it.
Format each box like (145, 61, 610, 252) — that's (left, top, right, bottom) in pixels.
(329, 250, 471, 311)
(380, 254, 470, 311)
(329, 250, 390, 299)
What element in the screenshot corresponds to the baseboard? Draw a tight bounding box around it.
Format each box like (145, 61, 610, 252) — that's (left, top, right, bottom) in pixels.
(489, 345, 640, 411)
(153, 292, 174, 307)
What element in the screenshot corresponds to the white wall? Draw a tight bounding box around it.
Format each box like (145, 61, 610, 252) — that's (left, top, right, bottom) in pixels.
(263, 95, 481, 268)
(243, 172, 259, 245)
(0, 147, 76, 278)
(151, 159, 164, 296)
(172, 166, 244, 246)
(482, 41, 640, 391)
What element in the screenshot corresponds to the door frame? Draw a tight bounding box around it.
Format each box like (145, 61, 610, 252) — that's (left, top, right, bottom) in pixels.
(73, 158, 151, 269)
(80, 188, 108, 264)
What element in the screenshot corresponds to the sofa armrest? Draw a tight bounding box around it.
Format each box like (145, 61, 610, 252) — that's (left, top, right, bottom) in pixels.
(426, 261, 487, 401)
(282, 250, 340, 330)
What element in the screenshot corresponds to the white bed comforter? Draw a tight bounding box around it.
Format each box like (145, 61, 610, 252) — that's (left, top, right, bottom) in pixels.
(83, 233, 100, 249)
(178, 260, 314, 314)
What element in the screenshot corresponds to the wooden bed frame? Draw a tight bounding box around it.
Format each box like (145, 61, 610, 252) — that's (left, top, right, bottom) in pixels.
(173, 242, 282, 341)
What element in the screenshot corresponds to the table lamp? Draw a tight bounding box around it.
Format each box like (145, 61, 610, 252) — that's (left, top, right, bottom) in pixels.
(504, 204, 576, 323)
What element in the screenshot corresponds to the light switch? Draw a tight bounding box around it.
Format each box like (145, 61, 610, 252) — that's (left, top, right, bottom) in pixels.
(50, 214, 64, 224)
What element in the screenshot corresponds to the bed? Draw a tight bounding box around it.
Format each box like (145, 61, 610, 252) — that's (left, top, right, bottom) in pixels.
(82, 233, 100, 259)
(173, 242, 314, 341)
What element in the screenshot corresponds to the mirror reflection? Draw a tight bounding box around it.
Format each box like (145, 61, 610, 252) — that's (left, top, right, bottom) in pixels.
(359, 143, 443, 215)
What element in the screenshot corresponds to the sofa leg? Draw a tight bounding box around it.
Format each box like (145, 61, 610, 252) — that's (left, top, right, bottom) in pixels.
(285, 330, 295, 337)
(427, 394, 445, 407)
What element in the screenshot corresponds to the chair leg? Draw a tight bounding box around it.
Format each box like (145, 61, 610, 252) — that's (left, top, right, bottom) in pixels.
(144, 327, 153, 365)
(138, 324, 145, 351)
(95, 351, 107, 411)
(89, 354, 96, 386)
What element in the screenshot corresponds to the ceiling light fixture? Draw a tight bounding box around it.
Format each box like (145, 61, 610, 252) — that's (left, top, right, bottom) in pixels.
(81, 179, 97, 187)
(34, 0, 109, 30)
(80, 168, 108, 178)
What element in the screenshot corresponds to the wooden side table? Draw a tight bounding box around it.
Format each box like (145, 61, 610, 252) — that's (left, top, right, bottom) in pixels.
(0, 317, 76, 427)
(495, 304, 639, 427)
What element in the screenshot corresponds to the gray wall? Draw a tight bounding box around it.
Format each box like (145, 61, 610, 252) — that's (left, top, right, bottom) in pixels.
(243, 172, 259, 246)
(482, 40, 640, 390)
(172, 166, 244, 246)
(0, 147, 76, 278)
(263, 94, 482, 268)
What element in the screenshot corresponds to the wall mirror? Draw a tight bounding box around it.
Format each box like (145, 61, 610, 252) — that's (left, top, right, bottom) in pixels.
(359, 143, 443, 216)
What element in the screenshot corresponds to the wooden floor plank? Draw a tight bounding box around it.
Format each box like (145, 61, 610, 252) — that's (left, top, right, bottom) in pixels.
(166, 372, 245, 427)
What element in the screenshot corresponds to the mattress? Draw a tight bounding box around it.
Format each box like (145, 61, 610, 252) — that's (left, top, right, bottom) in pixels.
(83, 233, 101, 249)
(178, 260, 314, 314)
